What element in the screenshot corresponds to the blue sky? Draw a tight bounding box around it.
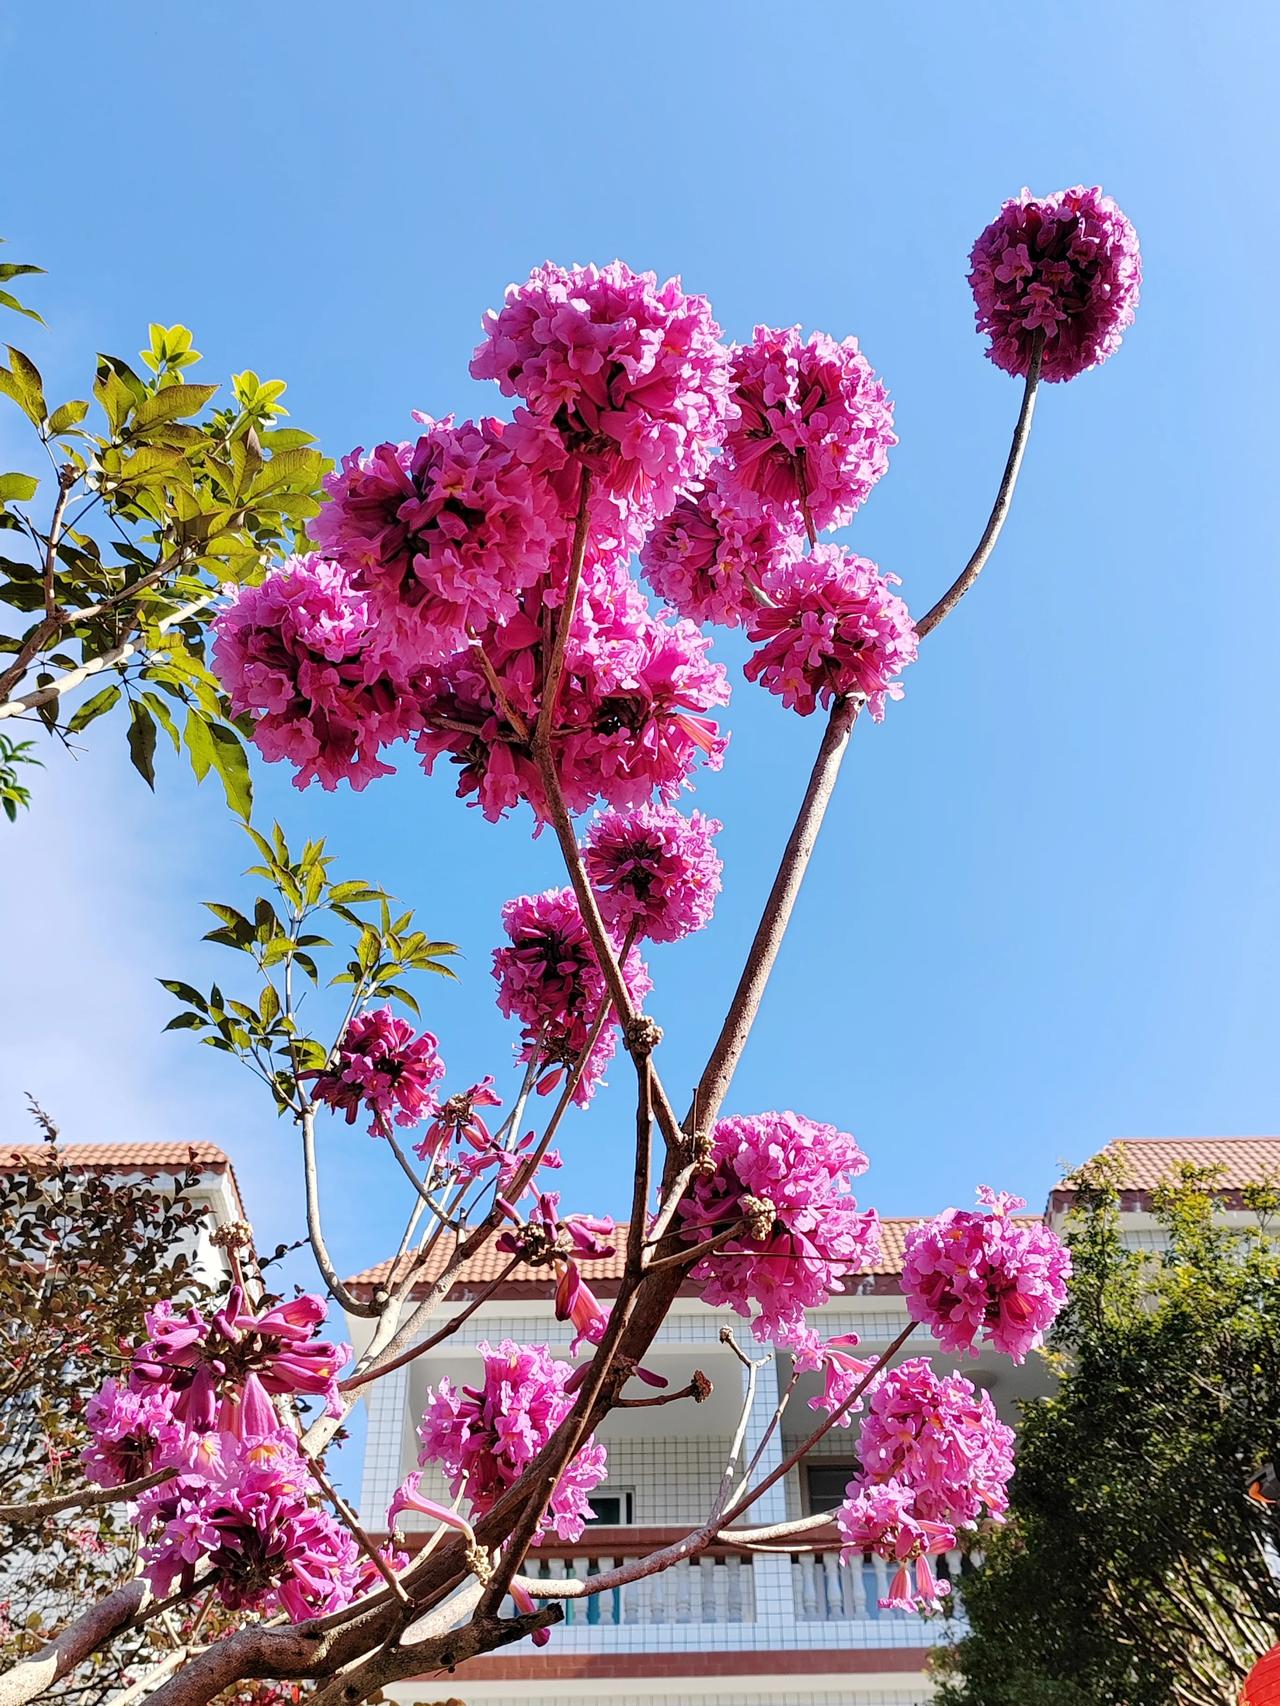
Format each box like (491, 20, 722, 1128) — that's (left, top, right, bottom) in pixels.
(2, 1, 1278, 1302)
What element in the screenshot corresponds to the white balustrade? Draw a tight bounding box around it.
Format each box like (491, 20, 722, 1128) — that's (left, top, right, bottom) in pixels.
(508, 1537, 973, 1634)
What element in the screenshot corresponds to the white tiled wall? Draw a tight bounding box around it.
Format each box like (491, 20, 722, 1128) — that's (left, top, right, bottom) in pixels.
(598, 1436, 730, 1524)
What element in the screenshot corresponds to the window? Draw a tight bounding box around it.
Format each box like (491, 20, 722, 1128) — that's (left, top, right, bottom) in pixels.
(586, 1488, 635, 1525)
(804, 1463, 856, 1515)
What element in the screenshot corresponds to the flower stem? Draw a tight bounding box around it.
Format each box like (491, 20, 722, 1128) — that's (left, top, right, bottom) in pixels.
(915, 329, 1044, 640)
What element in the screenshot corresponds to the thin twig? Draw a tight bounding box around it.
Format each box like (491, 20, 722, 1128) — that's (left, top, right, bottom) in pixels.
(534, 463, 591, 749)
(615, 1377, 707, 1410)
(469, 641, 530, 744)
(302, 1451, 409, 1605)
(301, 1109, 379, 1318)
(0, 1468, 167, 1525)
(340, 1256, 522, 1390)
(719, 1321, 915, 1528)
(915, 331, 1043, 639)
(0, 594, 214, 722)
(691, 694, 861, 1132)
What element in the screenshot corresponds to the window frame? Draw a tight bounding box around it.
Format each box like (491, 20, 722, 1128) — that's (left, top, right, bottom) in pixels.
(585, 1486, 636, 1526)
(803, 1461, 858, 1516)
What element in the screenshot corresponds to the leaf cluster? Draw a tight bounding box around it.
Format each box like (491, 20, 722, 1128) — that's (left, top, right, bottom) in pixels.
(0, 250, 331, 816)
(935, 1157, 1280, 1706)
(0, 1119, 211, 1696)
(162, 823, 458, 1114)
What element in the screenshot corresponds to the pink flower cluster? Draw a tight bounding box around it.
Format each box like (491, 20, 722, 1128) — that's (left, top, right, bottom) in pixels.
(212, 555, 420, 792)
(718, 325, 896, 532)
(470, 261, 733, 521)
(136, 1430, 360, 1620)
(744, 545, 918, 720)
(492, 887, 651, 1105)
(678, 1111, 881, 1352)
(416, 556, 730, 823)
(639, 468, 802, 629)
(583, 803, 722, 943)
(416, 1339, 608, 1542)
(837, 1478, 955, 1615)
(969, 185, 1142, 383)
(901, 1187, 1071, 1363)
(82, 1379, 182, 1490)
(413, 1074, 502, 1164)
(83, 1291, 359, 1621)
(313, 414, 563, 665)
(854, 1357, 1015, 1529)
(307, 1006, 446, 1139)
(126, 1287, 349, 1428)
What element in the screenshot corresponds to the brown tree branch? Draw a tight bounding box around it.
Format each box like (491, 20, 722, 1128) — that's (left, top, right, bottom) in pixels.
(0, 1580, 148, 1706)
(0, 1469, 167, 1526)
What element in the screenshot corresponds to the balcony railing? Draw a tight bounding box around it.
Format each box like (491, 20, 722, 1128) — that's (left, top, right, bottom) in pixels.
(497, 1526, 971, 1644)
(793, 1543, 977, 1622)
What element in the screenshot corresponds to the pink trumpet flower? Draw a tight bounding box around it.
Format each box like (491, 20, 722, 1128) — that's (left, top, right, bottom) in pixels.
(510, 1579, 552, 1646)
(386, 1472, 475, 1541)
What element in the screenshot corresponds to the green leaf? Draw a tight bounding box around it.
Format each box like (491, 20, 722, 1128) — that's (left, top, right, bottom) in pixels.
(132, 383, 219, 428)
(203, 901, 254, 934)
(259, 983, 280, 1025)
(250, 447, 325, 496)
(183, 710, 213, 782)
(0, 472, 39, 503)
(163, 1012, 206, 1031)
(260, 428, 316, 451)
(47, 400, 90, 435)
(207, 721, 252, 820)
(126, 701, 157, 788)
(327, 882, 386, 905)
(93, 362, 135, 434)
(378, 983, 421, 1016)
(159, 979, 208, 1010)
(0, 290, 43, 325)
(5, 347, 46, 424)
(141, 691, 180, 751)
(65, 683, 122, 733)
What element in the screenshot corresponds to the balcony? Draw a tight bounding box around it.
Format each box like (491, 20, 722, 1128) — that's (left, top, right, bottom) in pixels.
(497, 1524, 966, 1652)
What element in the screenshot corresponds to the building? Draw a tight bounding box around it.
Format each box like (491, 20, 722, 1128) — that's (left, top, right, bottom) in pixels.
(0, 1138, 248, 1289)
(343, 1136, 1280, 1706)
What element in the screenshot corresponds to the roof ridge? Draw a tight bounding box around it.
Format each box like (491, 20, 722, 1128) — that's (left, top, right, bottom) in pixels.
(1106, 1135, 1280, 1144)
(1, 1139, 234, 1163)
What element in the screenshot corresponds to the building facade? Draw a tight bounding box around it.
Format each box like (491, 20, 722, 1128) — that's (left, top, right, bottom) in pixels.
(344, 1136, 1280, 1706)
(0, 1138, 248, 1289)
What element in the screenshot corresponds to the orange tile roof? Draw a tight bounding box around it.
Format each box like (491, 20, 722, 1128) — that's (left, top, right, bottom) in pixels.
(344, 1213, 1038, 1299)
(1087, 1136, 1280, 1190)
(0, 1141, 245, 1218)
